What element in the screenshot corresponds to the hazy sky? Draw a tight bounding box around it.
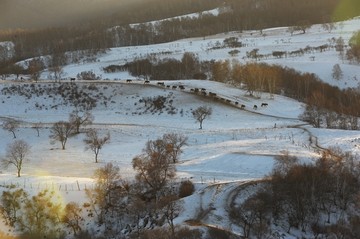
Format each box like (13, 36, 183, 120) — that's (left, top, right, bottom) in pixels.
(0, 0, 138, 29)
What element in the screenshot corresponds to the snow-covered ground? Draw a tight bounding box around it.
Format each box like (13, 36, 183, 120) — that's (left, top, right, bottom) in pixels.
(32, 16, 360, 90)
(0, 16, 360, 238)
(128, 7, 222, 29)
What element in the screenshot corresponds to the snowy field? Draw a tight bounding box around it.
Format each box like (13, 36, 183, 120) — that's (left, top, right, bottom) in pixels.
(0, 16, 360, 237)
(36, 16, 360, 90)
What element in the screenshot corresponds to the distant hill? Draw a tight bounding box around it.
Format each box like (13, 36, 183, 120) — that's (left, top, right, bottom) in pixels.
(0, 0, 138, 29)
(0, 0, 220, 30)
(0, 0, 359, 64)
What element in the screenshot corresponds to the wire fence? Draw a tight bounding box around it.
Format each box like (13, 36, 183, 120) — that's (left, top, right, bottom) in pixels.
(0, 180, 95, 192)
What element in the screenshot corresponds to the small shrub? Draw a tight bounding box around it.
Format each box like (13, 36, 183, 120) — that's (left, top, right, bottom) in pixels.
(207, 227, 234, 239)
(174, 226, 203, 239)
(179, 180, 195, 198)
(193, 72, 207, 80)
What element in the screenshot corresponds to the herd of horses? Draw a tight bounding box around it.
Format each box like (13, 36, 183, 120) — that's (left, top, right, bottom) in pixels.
(68, 77, 269, 111)
(124, 79, 269, 111)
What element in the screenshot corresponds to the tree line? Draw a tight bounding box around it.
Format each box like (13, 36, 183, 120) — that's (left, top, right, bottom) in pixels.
(230, 148, 360, 238)
(222, 61, 360, 129)
(117, 50, 360, 129)
(1, 0, 358, 69)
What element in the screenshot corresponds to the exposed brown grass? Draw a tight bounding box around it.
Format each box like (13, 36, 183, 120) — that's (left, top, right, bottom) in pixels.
(0, 231, 18, 239)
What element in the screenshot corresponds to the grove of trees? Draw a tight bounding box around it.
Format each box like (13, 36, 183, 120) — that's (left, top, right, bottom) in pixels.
(230, 148, 360, 238)
(347, 30, 360, 63)
(124, 52, 360, 130)
(0, 132, 191, 238)
(1, 0, 357, 75)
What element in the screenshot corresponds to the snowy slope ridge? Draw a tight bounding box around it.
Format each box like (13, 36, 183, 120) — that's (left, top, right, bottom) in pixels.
(37, 16, 360, 90)
(128, 7, 222, 29)
(0, 17, 359, 238)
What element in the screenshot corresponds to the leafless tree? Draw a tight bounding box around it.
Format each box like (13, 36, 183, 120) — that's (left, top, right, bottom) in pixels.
(2, 140, 30, 177)
(48, 51, 66, 82)
(48, 65, 65, 82)
(83, 129, 110, 163)
(192, 106, 212, 129)
(1, 73, 9, 81)
(296, 20, 312, 34)
(49, 121, 75, 150)
(85, 162, 126, 225)
(322, 22, 336, 33)
(162, 133, 188, 163)
(332, 64, 343, 81)
(273, 150, 299, 175)
(62, 202, 83, 236)
(69, 110, 94, 134)
(211, 60, 230, 82)
(32, 122, 42, 137)
(2, 119, 19, 139)
(230, 190, 272, 238)
(132, 137, 176, 200)
(159, 191, 181, 238)
(27, 58, 44, 82)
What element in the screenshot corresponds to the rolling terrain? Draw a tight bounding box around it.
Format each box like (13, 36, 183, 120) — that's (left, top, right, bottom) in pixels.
(0, 14, 359, 239)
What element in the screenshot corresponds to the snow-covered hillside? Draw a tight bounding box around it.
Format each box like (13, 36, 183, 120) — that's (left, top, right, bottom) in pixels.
(0, 16, 360, 239)
(36, 17, 360, 90)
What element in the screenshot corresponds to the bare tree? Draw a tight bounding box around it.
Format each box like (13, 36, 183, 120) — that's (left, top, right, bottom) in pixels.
(230, 190, 272, 238)
(1, 73, 9, 81)
(332, 64, 343, 81)
(0, 188, 27, 226)
(322, 22, 336, 33)
(211, 60, 230, 82)
(62, 202, 83, 236)
(162, 133, 188, 163)
(296, 20, 312, 34)
(49, 52, 66, 82)
(2, 140, 30, 177)
(2, 119, 19, 139)
(273, 150, 299, 175)
(48, 65, 65, 82)
(69, 110, 94, 134)
(132, 137, 176, 200)
(192, 106, 212, 129)
(32, 122, 42, 137)
(128, 197, 148, 237)
(93, 162, 122, 208)
(27, 58, 44, 82)
(49, 121, 75, 150)
(335, 37, 345, 60)
(85, 162, 125, 225)
(159, 190, 182, 238)
(83, 129, 110, 163)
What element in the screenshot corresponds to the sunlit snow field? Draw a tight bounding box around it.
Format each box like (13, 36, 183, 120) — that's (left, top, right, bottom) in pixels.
(0, 16, 360, 236)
